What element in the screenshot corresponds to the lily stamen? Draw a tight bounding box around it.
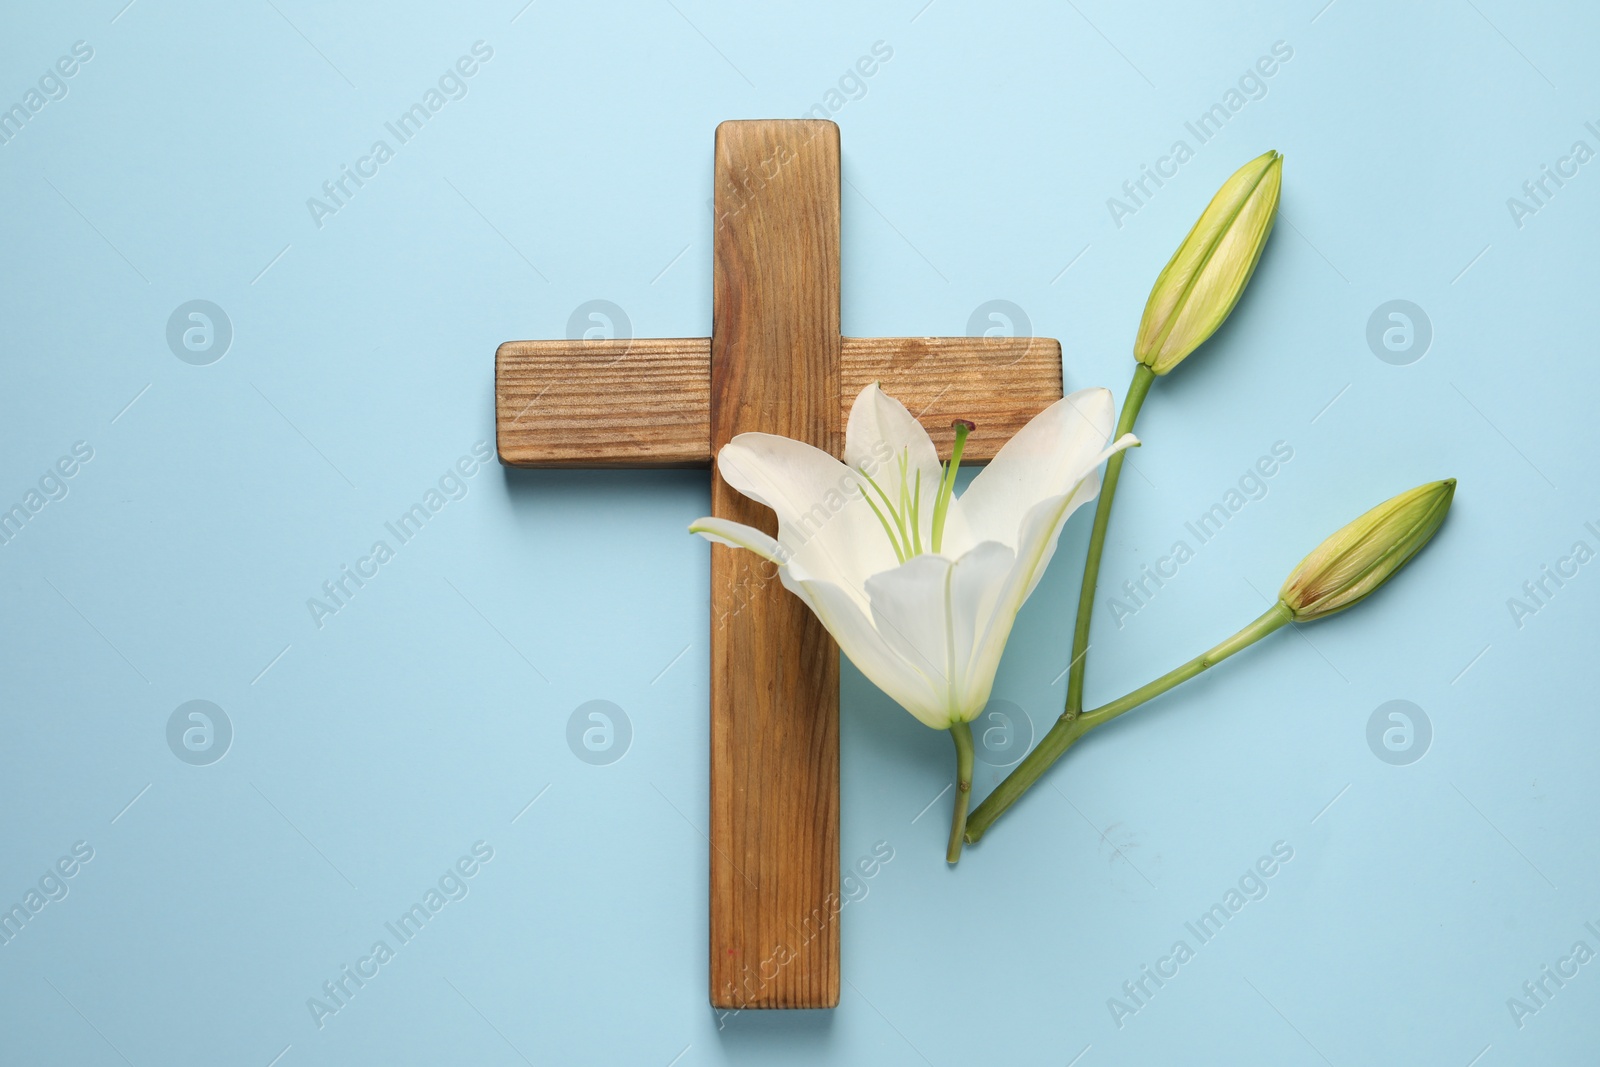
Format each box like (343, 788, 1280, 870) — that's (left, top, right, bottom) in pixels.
(909, 467, 923, 556)
(858, 464, 911, 562)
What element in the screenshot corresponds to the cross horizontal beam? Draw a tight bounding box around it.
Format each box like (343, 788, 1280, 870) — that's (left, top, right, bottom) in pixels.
(495, 335, 1062, 467)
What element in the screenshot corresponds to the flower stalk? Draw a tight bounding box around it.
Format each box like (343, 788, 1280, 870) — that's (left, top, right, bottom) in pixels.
(1065, 364, 1155, 717)
(967, 478, 1455, 845)
(946, 721, 975, 863)
(1066, 151, 1282, 720)
(966, 601, 1293, 844)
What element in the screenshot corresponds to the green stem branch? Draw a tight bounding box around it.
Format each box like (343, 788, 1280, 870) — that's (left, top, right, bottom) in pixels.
(1066, 364, 1156, 717)
(964, 601, 1292, 844)
(946, 721, 975, 864)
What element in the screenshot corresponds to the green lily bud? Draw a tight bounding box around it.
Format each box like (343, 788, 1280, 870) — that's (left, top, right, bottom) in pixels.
(1280, 479, 1456, 622)
(1134, 150, 1283, 375)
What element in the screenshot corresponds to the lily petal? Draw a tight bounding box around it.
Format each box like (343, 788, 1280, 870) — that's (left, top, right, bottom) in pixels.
(863, 554, 958, 688)
(946, 542, 1020, 714)
(958, 388, 1119, 549)
(862, 542, 1017, 726)
(779, 570, 949, 728)
(845, 382, 942, 526)
(716, 431, 898, 598)
(688, 517, 788, 565)
(963, 434, 1137, 702)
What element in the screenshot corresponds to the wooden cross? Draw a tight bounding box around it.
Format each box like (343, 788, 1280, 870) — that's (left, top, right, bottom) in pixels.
(494, 120, 1062, 1008)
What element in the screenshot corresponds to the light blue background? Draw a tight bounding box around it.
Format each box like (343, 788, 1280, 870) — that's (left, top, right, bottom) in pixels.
(2, 1, 1596, 1064)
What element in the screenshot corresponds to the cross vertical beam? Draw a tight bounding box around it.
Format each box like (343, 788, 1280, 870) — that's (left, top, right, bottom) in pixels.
(493, 118, 1066, 1010)
(709, 120, 841, 1009)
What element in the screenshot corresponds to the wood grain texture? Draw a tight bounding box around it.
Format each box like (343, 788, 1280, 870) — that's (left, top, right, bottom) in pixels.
(708, 119, 841, 1010)
(839, 335, 1063, 459)
(494, 338, 710, 467)
(495, 336, 1061, 467)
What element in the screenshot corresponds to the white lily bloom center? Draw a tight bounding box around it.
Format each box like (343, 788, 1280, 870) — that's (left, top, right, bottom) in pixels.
(690, 383, 1137, 730)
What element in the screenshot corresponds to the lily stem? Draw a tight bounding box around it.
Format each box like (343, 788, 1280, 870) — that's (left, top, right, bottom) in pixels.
(1066, 364, 1156, 717)
(946, 721, 975, 863)
(964, 601, 1292, 845)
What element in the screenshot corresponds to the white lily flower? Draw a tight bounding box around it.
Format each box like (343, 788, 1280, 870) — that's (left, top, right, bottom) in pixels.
(690, 383, 1138, 731)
